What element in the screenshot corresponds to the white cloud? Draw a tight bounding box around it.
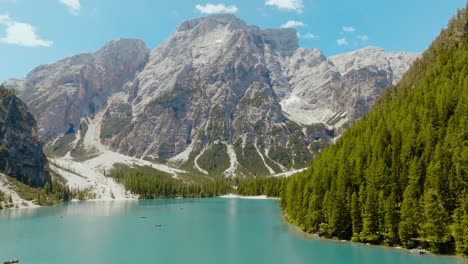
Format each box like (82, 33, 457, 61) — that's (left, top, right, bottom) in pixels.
(357, 35, 369, 42)
(342, 26, 356, 32)
(195, 3, 238, 14)
(58, 0, 81, 15)
(280, 20, 305, 28)
(265, 0, 303, 13)
(302, 32, 319, 39)
(0, 14, 53, 47)
(337, 37, 348, 46)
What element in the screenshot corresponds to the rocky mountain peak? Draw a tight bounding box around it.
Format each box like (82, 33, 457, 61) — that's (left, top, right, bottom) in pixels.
(169, 14, 299, 57)
(95, 38, 149, 62)
(5, 15, 419, 177)
(176, 14, 247, 32)
(330, 46, 419, 84)
(262, 28, 299, 56)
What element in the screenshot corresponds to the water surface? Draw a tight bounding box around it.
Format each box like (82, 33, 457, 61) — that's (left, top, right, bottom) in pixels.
(0, 199, 466, 264)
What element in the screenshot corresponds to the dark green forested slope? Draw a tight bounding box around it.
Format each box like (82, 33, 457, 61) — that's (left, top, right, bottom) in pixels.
(108, 163, 286, 198)
(281, 6, 468, 256)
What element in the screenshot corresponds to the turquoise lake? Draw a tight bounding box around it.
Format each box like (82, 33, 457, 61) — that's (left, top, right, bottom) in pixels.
(0, 198, 466, 264)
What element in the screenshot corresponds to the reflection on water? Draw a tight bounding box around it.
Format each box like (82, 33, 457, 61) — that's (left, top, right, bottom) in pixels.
(0, 199, 466, 264)
(0, 200, 139, 219)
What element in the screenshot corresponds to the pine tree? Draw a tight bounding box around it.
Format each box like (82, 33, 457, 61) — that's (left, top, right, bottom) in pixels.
(350, 192, 362, 240)
(281, 4, 468, 255)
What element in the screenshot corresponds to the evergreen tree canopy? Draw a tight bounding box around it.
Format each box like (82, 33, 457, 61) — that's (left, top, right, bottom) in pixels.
(281, 5, 468, 256)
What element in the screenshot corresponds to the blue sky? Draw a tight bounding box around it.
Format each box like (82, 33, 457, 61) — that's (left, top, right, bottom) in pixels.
(0, 0, 465, 81)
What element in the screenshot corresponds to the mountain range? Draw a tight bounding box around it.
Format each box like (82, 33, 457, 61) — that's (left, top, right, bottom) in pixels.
(4, 14, 417, 180)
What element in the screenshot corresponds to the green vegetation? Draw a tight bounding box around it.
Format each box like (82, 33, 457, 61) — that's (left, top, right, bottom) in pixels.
(0, 175, 74, 208)
(268, 145, 292, 169)
(0, 85, 16, 98)
(0, 146, 9, 158)
(100, 116, 131, 140)
(239, 89, 269, 108)
(197, 142, 231, 175)
(45, 133, 75, 157)
(309, 139, 328, 154)
(326, 112, 347, 127)
(70, 144, 99, 162)
(45, 120, 98, 161)
(0, 190, 13, 209)
(261, 150, 282, 173)
(234, 140, 270, 177)
(100, 102, 132, 140)
(107, 163, 287, 198)
(49, 163, 97, 200)
(177, 147, 199, 170)
(289, 134, 312, 169)
(108, 163, 232, 198)
(281, 6, 468, 256)
(236, 177, 287, 197)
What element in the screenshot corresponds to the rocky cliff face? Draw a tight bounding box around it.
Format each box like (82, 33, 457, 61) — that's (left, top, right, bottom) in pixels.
(8, 39, 149, 142)
(5, 15, 418, 177)
(0, 86, 50, 186)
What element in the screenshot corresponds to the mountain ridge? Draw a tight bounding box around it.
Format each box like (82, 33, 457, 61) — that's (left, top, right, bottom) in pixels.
(4, 14, 418, 178)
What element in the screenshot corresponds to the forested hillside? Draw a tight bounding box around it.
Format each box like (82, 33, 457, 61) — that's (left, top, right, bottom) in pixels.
(281, 5, 468, 256)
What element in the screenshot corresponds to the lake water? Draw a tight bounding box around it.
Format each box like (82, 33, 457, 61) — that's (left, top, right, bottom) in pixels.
(0, 198, 466, 264)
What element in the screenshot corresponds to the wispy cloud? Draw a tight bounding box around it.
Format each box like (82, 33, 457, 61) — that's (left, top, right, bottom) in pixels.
(195, 3, 238, 14)
(357, 35, 369, 42)
(337, 37, 348, 46)
(58, 0, 81, 15)
(265, 0, 303, 13)
(302, 32, 319, 39)
(280, 20, 306, 28)
(342, 26, 356, 32)
(0, 14, 53, 47)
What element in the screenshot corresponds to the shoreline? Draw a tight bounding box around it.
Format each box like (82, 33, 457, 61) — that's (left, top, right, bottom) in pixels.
(218, 193, 280, 200)
(2, 196, 467, 261)
(279, 213, 468, 261)
(0, 194, 280, 210)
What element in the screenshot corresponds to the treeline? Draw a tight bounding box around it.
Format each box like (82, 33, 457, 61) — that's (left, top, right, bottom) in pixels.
(108, 163, 287, 198)
(109, 164, 233, 198)
(0, 176, 77, 209)
(0, 190, 13, 209)
(236, 177, 287, 197)
(38, 178, 96, 205)
(282, 6, 468, 256)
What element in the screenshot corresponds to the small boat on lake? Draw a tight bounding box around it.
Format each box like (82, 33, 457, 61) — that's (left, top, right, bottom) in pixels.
(4, 259, 19, 264)
(154, 224, 162, 227)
